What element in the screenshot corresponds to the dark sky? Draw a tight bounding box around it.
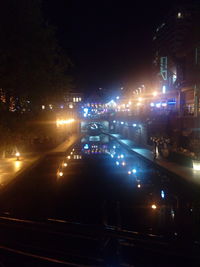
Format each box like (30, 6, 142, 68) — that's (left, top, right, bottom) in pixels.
(43, 0, 176, 94)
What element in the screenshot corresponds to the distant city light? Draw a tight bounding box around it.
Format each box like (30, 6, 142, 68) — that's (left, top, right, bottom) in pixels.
(16, 152, 20, 157)
(132, 169, 137, 174)
(121, 121, 124, 125)
(42, 105, 45, 110)
(120, 154, 124, 159)
(151, 204, 157, 210)
(150, 103, 155, 107)
(137, 184, 141, 188)
(63, 163, 68, 167)
(84, 144, 89, 150)
(152, 91, 158, 97)
(116, 161, 120, 166)
(56, 118, 75, 127)
(162, 85, 166, 94)
(113, 145, 116, 149)
(193, 160, 200, 171)
(113, 120, 116, 123)
(161, 190, 165, 199)
(121, 161, 126, 166)
(133, 123, 137, 127)
(128, 171, 131, 175)
(156, 103, 161, 108)
(59, 171, 63, 177)
(116, 96, 120, 99)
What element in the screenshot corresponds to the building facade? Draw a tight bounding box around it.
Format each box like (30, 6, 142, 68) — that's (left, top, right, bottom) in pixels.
(152, 1, 200, 117)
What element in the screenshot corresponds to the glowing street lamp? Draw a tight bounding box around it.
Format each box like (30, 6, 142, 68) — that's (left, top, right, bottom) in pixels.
(152, 91, 158, 97)
(151, 204, 157, 210)
(16, 152, 20, 161)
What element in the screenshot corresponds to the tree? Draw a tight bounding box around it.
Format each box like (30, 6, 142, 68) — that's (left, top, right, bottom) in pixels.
(0, 0, 72, 111)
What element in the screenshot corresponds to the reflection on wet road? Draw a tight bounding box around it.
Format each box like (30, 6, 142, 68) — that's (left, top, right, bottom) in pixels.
(0, 134, 200, 242)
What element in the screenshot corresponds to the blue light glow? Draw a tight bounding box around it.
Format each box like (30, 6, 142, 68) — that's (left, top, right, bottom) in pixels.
(162, 85, 166, 94)
(161, 190, 165, 199)
(132, 169, 137, 174)
(116, 161, 119, 166)
(150, 103, 155, 107)
(133, 123, 137, 127)
(121, 122, 124, 125)
(156, 103, 161, 108)
(120, 154, 124, 158)
(113, 120, 116, 123)
(113, 145, 116, 149)
(84, 144, 89, 149)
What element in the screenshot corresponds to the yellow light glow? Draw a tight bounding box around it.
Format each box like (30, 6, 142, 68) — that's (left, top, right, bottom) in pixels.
(151, 204, 157, 210)
(63, 163, 67, 167)
(137, 102, 141, 106)
(128, 101, 132, 105)
(138, 97, 143, 102)
(14, 160, 22, 172)
(16, 152, 20, 157)
(67, 156, 71, 159)
(193, 160, 200, 171)
(152, 91, 158, 97)
(128, 171, 131, 175)
(56, 118, 75, 127)
(59, 171, 63, 177)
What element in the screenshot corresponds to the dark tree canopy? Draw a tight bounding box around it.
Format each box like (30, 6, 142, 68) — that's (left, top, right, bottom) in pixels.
(0, 0, 72, 110)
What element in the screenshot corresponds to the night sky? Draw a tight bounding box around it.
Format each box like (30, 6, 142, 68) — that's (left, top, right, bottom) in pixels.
(43, 0, 180, 95)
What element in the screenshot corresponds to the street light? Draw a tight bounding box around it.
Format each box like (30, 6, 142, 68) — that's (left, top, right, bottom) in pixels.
(152, 91, 158, 97)
(16, 152, 20, 161)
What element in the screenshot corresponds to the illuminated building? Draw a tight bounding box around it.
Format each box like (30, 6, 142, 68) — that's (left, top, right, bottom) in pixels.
(152, 2, 200, 116)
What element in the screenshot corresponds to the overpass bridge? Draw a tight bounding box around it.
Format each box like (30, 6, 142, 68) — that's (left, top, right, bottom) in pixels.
(80, 118, 111, 136)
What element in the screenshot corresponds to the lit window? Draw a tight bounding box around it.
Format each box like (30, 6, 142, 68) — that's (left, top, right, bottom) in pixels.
(76, 97, 79, 102)
(79, 97, 81, 101)
(73, 97, 76, 102)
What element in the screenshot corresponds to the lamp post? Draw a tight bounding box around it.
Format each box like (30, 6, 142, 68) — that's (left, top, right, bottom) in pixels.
(16, 152, 20, 161)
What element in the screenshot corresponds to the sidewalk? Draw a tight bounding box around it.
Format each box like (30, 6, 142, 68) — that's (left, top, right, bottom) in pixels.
(0, 134, 80, 188)
(110, 134, 200, 185)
